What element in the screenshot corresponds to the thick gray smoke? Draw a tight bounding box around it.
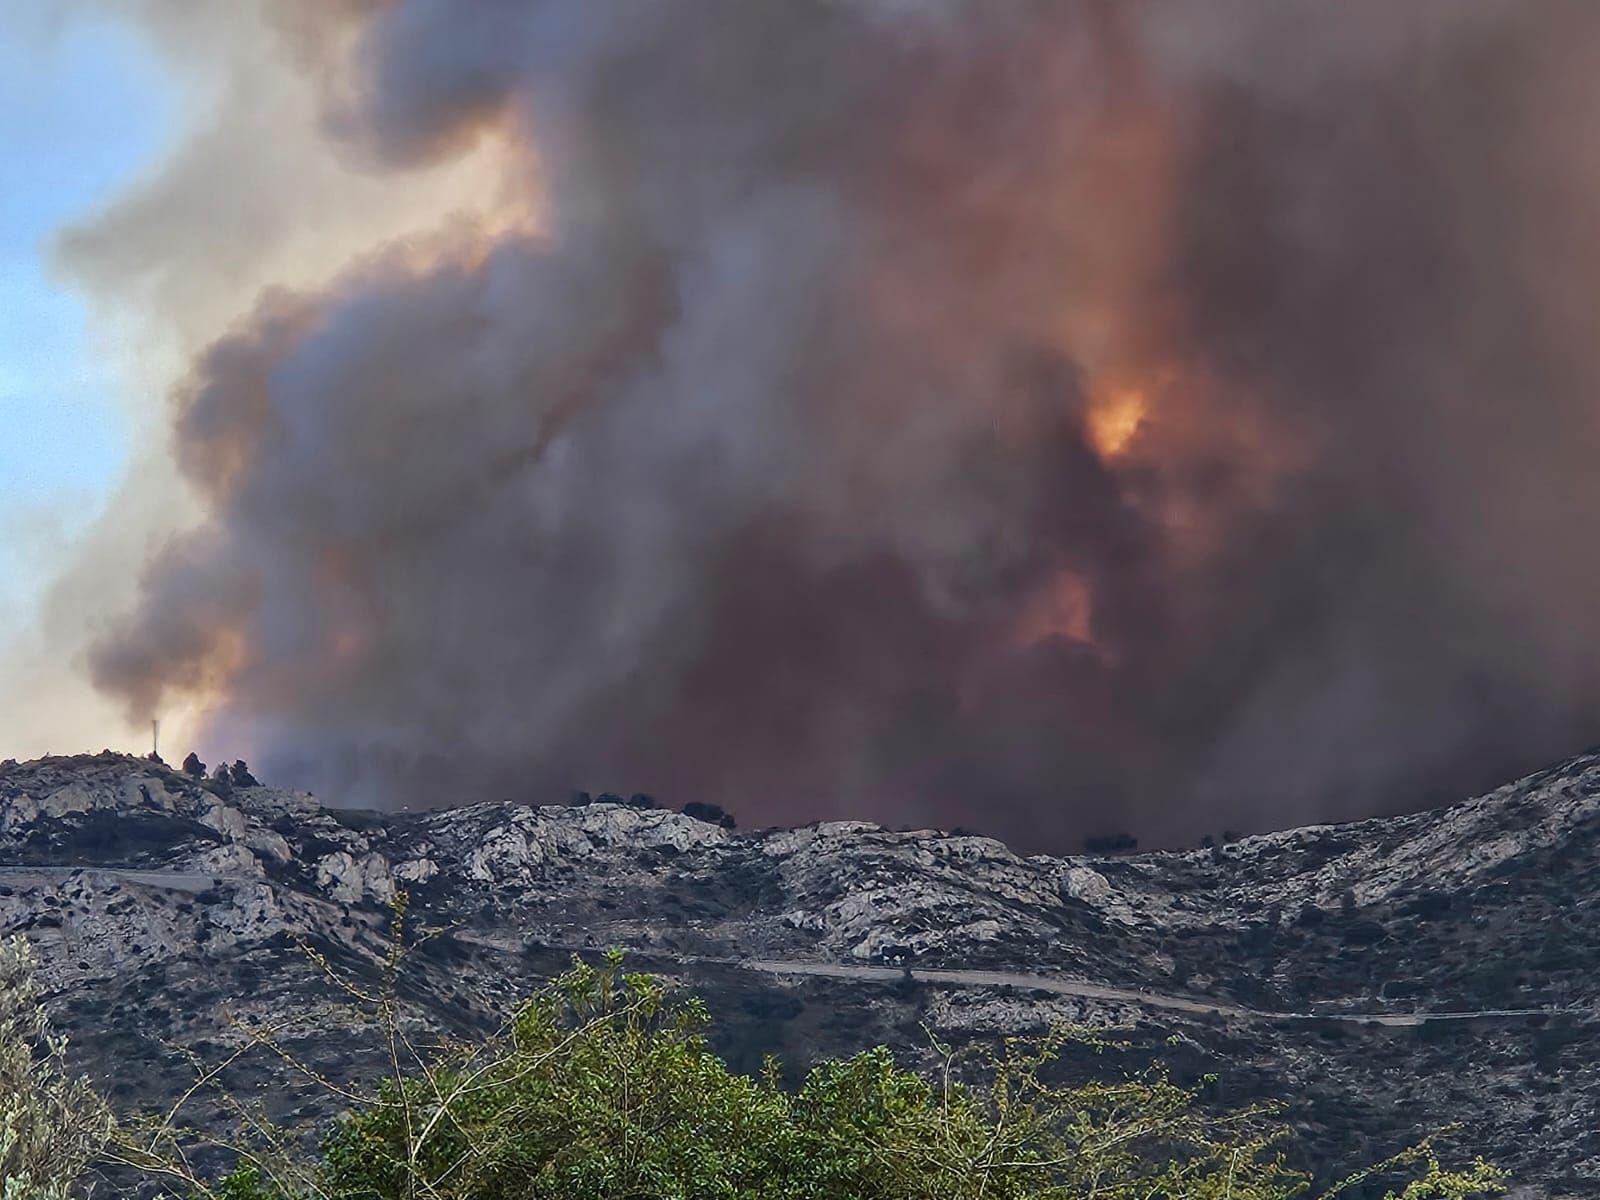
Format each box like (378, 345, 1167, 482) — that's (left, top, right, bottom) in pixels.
(89, 0, 1600, 849)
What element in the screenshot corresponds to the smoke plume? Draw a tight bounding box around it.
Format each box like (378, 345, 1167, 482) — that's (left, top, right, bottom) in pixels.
(86, 0, 1600, 849)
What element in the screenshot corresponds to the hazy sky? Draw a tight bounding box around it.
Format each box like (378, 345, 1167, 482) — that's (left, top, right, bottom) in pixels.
(0, 11, 169, 637)
(0, 1, 526, 764)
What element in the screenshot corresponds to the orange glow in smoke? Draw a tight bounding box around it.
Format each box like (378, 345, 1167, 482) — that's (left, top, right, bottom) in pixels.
(1086, 386, 1148, 459)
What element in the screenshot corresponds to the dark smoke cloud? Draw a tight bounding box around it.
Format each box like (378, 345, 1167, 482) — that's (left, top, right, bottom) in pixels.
(89, 0, 1600, 849)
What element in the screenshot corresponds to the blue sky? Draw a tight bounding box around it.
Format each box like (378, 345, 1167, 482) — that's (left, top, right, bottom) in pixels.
(0, 11, 173, 608)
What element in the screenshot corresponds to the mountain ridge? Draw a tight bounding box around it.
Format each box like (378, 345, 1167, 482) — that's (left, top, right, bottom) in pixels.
(2, 750, 1596, 1195)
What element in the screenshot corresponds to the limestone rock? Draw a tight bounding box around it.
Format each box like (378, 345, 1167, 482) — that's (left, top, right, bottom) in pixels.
(315, 851, 394, 904)
(2, 749, 1599, 1196)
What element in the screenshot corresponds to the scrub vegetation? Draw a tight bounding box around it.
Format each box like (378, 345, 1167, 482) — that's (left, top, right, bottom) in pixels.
(2, 911, 1504, 1200)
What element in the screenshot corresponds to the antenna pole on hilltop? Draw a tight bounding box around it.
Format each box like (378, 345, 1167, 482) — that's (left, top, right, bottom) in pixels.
(151, 719, 160, 760)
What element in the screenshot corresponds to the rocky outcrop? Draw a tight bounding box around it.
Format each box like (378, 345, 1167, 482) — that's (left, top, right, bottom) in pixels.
(2, 750, 1598, 1196)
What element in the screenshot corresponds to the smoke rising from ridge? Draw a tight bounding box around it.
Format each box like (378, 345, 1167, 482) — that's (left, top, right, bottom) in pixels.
(86, 0, 1600, 849)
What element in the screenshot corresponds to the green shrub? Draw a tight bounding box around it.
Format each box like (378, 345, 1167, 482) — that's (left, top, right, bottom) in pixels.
(12, 891, 1501, 1200)
(193, 947, 1504, 1200)
(0, 936, 112, 1200)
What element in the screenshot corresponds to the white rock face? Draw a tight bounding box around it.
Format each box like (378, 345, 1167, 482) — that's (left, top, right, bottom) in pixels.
(201, 803, 250, 842)
(463, 804, 730, 886)
(196, 801, 293, 866)
(245, 827, 294, 864)
(316, 851, 395, 904)
(122, 776, 177, 811)
(194, 843, 265, 878)
(395, 858, 439, 884)
(464, 810, 548, 885)
(1062, 866, 1112, 905)
(0, 794, 38, 832)
(40, 784, 98, 819)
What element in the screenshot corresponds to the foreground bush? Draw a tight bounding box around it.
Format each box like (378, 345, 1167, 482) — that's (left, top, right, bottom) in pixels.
(0, 907, 1505, 1199)
(0, 936, 111, 1200)
(177, 946, 1501, 1200)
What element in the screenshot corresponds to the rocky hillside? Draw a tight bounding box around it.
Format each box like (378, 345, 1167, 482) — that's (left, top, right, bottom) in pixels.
(2, 751, 1596, 1196)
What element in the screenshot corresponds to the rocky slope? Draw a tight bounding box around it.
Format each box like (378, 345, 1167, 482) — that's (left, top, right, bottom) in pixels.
(2, 751, 1596, 1196)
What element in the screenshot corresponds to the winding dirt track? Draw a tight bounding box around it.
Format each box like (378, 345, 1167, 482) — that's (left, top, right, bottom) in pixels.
(713, 957, 1567, 1027)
